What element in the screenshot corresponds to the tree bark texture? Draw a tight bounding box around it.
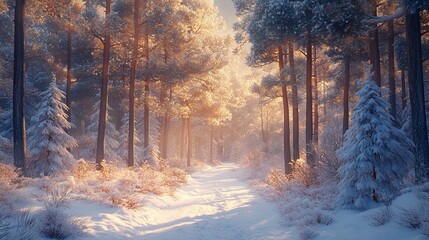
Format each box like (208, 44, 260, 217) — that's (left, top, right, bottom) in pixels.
(13, 0, 27, 175)
(405, 11, 429, 183)
(278, 45, 291, 174)
(96, 0, 111, 169)
(288, 44, 299, 160)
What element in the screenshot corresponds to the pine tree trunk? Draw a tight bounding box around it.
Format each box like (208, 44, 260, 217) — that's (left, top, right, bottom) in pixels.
(288, 44, 299, 160)
(388, 20, 396, 120)
(343, 56, 350, 134)
(401, 70, 406, 110)
(96, 0, 111, 170)
(313, 46, 319, 143)
(259, 105, 267, 145)
(143, 0, 150, 155)
(278, 46, 291, 174)
(65, 28, 72, 133)
(305, 34, 313, 163)
(128, 0, 140, 167)
(180, 118, 185, 160)
(368, 0, 382, 86)
(13, 0, 27, 175)
(162, 85, 173, 160)
(210, 125, 213, 164)
(187, 117, 192, 167)
(405, 11, 429, 183)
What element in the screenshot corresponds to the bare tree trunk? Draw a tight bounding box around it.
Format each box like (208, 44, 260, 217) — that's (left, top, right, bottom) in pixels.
(65, 28, 72, 133)
(405, 11, 429, 183)
(343, 56, 350, 134)
(288, 44, 299, 160)
(13, 0, 27, 175)
(259, 105, 267, 145)
(368, 0, 382, 86)
(305, 34, 314, 163)
(180, 118, 185, 160)
(401, 69, 406, 110)
(143, 0, 150, 155)
(128, 0, 141, 167)
(162, 86, 172, 160)
(278, 45, 291, 174)
(96, 0, 111, 170)
(313, 46, 319, 143)
(187, 117, 192, 167)
(388, 20, 396, 120)
(210, 125, 214, 164)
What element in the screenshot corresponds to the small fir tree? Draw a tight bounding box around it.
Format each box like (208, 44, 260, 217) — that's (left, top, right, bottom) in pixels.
(336, 74, 413, 209)
(27, 80, 77, 176)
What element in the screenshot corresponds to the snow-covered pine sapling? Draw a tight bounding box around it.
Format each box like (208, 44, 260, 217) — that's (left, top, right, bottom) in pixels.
(336, 73, 413, 210)
(27, 79, 77, 177)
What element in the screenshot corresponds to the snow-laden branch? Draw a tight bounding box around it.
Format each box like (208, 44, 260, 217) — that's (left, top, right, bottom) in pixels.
(366, 8, 406, 24)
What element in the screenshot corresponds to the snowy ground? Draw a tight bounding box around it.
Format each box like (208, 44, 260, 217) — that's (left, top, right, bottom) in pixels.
(69, 163, 296, 240)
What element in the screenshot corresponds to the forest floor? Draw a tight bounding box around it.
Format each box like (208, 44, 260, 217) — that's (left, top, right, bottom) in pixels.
(73, 162, 297, 239)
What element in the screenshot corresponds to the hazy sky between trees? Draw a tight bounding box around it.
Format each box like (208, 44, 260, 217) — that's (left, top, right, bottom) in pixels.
(214, 0, 236, 34)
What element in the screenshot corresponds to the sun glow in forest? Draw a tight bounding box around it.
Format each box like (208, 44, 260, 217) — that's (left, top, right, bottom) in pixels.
(0, 0, 429, 239)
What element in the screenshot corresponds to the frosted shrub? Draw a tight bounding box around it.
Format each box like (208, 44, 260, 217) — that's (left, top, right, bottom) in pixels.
(397, 206, 422, 229)
(291, 158, 317, 188)
(265, 169, 288, 194)
(370, 206, 392, 226)
(44, 184, 73, 208)
(40, 207, 86, 239)
(72, 159, 93, 180)
(0, 211, 37, 240)
(68, 159, 188, 209)
(299, 226, 319, 240)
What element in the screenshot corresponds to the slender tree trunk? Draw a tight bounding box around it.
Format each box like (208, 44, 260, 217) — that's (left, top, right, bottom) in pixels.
(405, 11, 429, 183)
(313, 46, 319, 143)
(65, 28, 72, 133)
(161, 86, 172, 160)
(127, 0, 140, 167)
(180, 118, 185, 160)
(343, 56, 350, 134)
(305, 34, 313, 163)
(278, 45, 291, 174)
(288, 44, 299, 160)
(401, 70, 406, 110)
(143, 0, 150, 155)
(210, 125, 213, 164)
(187, 117, 192, 167)
(96, 0, 111, 170)
(368, 0, 382, 86)
(259, 105, 267, 145)
(388, 20, 396, 120)
(13, 0, 27, 175)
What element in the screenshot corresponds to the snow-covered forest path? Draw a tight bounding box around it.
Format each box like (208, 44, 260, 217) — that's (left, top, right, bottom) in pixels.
(78, 163, 295, 239)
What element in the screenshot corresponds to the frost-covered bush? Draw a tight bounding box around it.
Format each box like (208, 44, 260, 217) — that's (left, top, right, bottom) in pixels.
(299, 226, 319, 240)
(336, 76, 414, 210)
(43, 184, 73, 208)
(68, 159, 187, 209)
(370, 206, 392, 226)
(291, 158, 317, 188)
(39, 207, 86, 239)
(0, 211, 37, 240)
